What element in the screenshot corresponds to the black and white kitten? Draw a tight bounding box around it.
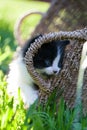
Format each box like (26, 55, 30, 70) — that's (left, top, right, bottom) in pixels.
(7, 34, 69, 107)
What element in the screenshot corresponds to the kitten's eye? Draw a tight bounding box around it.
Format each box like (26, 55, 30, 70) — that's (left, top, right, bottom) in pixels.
(44, 60, 51, 66)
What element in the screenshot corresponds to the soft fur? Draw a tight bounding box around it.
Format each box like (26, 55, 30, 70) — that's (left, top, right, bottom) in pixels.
(7, 35, 70, 107)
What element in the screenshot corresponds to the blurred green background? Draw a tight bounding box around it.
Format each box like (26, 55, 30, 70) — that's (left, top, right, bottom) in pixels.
(0, 0, 49, 73)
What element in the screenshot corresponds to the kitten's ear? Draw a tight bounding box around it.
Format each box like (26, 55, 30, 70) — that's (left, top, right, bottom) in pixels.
(58, 40, 70, 53)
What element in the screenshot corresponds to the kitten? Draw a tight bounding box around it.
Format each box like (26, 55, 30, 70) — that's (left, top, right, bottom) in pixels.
(7, 34, 70, 107)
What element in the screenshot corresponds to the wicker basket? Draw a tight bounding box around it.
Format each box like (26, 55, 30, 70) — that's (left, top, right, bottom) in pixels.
(24, 28, 87, 112)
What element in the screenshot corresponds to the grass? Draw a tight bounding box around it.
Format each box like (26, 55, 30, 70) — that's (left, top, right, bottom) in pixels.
(1, 74, 87, 130)
(0, 0, 87, 130)
(0, 72, 26, 129)
(0, 71, 75, 130)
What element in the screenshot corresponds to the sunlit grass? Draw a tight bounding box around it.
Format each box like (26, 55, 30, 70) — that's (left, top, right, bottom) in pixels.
(0, 71, 26, 130)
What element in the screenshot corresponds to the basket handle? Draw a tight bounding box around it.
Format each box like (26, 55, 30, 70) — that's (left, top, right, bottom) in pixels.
(14, 11, 44, 47)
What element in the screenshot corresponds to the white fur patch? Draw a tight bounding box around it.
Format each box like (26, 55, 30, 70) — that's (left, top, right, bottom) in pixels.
(52, 53, 61, 73)
(7, 56, 38, 107)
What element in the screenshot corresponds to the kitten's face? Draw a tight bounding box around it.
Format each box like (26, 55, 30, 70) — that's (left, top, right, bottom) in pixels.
(33, 42, 59, 75)
(33, 40, 69, 75)
(23, 35, 70, 76)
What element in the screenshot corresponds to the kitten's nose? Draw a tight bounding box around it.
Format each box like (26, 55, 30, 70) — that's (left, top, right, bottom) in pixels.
(53, 70, 58, 74)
